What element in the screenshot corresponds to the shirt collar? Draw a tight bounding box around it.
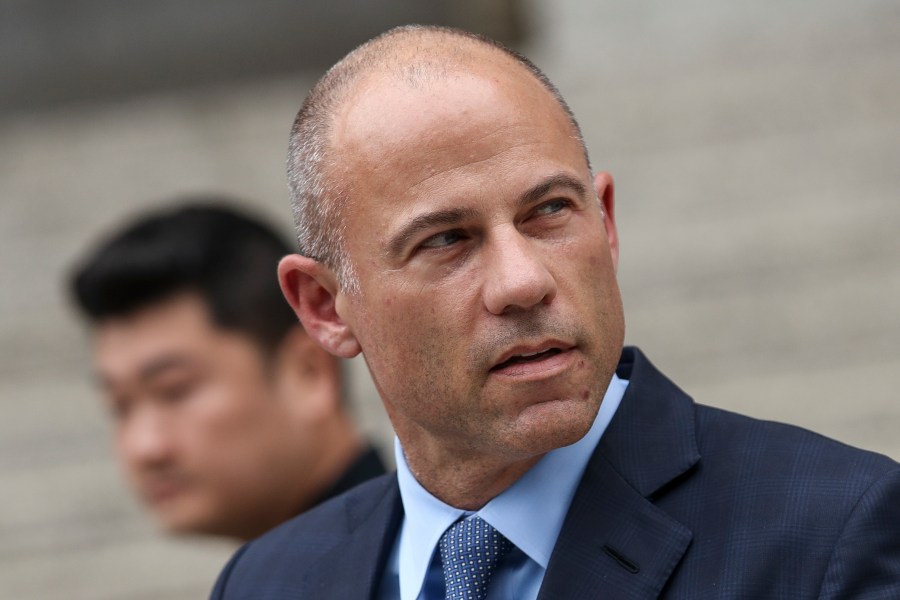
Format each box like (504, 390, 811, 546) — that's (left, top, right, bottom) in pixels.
(394, 373, 628, 600)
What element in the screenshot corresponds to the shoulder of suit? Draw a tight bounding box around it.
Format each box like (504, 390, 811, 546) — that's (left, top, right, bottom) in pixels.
(211, 472, 399, 598)
(233, 471, 396, 563)
(692, 402, 899, 491)
(271, 470, 397, 538)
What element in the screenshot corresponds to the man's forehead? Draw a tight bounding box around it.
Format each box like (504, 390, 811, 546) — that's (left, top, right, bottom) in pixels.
(333, 64, 564, 166)
(93, 297, 213, 368)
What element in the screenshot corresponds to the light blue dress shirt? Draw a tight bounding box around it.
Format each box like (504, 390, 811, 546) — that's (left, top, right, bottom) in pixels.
(377, 374, 629, 600)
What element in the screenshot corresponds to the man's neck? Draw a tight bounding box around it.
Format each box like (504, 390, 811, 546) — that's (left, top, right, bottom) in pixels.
(402, 447, 543, 510)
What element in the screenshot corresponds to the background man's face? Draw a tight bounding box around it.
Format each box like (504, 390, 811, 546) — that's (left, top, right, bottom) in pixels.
(332, 57, 625, 467)
(93, 293, 311, 537)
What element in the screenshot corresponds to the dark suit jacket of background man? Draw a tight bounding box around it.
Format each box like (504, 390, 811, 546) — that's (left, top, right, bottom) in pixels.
(211, 347, 900, 599)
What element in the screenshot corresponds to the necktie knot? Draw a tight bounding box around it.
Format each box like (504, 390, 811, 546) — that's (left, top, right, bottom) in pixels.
(439, 516, 513, 600)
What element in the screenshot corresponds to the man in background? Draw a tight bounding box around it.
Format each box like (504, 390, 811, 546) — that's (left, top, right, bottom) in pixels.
(70, 200, 385, 541)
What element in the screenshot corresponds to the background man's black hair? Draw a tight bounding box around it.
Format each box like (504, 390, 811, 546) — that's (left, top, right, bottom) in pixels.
(70, 199, 298, 353)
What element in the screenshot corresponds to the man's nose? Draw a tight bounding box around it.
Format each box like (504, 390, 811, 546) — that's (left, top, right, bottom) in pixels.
(482, 229, 557, 315)
(120, 407, 173, 468)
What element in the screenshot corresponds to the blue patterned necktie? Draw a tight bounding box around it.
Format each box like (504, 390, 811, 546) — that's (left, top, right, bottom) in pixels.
(439, 516, 513, 600)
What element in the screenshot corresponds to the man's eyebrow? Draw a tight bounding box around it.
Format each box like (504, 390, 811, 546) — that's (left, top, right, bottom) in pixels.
(518, 172, 589, 207)
(94, 354, 195, 390)
(137, 354, 196, 382)
(387, 207, 480, 258)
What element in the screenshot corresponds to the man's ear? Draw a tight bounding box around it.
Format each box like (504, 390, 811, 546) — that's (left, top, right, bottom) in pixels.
(278, 254, 361, 358)
(593, 171, 620, 271)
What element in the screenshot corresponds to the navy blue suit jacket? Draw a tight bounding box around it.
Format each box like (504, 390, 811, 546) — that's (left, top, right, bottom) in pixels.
(211, 347, 900, 598)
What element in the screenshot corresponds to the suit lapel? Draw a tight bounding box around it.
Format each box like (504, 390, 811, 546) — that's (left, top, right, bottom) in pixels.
(307, 475, 404, 599)
(538, 347, 700, 599)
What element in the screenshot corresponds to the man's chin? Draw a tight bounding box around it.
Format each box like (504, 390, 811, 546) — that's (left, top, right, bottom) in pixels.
(506, 397, 600, 454)
(146, 497, 217, 536)
(158, 515, 225, 538)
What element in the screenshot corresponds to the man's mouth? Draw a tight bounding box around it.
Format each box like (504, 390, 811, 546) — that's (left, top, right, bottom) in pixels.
(141, 476, 187, 504)
(491, 347, 564, 371)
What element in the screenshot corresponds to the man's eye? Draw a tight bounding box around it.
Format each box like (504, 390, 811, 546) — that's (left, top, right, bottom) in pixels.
(153, 379, 196, 404)
(533, 199, 570, 216)
(420, 230, 465, 250)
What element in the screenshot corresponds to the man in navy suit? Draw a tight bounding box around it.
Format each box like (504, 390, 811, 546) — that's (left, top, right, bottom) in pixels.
(212, 25, 900, 598)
